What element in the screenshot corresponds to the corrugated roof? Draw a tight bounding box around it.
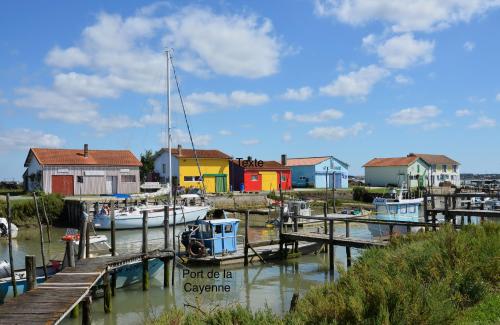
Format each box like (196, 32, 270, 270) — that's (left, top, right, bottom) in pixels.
(286, 157, 330, 166)
(407, 153, 460, 165)
(231, 160, 290, 170)
(363, 157, 419, 167)
(159, 147, 231, 159)
(26, 148, 141, 167)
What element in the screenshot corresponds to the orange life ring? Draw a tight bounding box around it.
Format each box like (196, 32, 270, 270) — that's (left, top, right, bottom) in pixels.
(62, 234, 80, 242)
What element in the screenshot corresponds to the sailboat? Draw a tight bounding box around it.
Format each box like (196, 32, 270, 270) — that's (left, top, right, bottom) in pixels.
(93, 50, 210, 230)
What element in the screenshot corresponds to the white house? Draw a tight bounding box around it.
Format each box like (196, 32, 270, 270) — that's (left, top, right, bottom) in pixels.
(363, 156, 430, 188)
(407, 153, 461, 187)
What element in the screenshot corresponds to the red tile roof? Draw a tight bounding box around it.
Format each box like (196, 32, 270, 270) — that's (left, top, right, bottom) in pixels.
(407, 153, 459, 165)
(25, 148, 141, 167)
(160, 148, 231, 159)
(231, 160, 290, 170)
(363, 157, 419, 167)
(286, 157, 330, 167)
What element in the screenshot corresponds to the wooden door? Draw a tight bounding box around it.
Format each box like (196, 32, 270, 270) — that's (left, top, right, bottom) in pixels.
(52, 175, 74, 196)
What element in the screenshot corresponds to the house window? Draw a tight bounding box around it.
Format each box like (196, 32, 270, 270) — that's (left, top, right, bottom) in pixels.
(432, 165, 436, 172)
(452, 165, 457, 173)
(184, 176, 201, 182)
(250, 175, 258, 181)
(121, 175, 136, 182)
(281, 175, 287, 182)
(162, 164, 166, 174)
(442, 165, 447, 172)
(417, 165, 420, 173)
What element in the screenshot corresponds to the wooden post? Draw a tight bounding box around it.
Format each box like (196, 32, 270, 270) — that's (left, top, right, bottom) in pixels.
(289, 292, 299, 312)
(110, 208, 116, 257)
(345, 220, 351, 268)
(432, 213, 437, 231)
(142, 210, 149, 291)
(293, 212, 298, 253)
(25, 255, 36, 291)
(163, 205, 170, 288)
(66, 240, 75, 267)
(82, 295, 92, 325)
(328, 219, 334, 276)
(323, 203, 328, 254)
(171, 190, 176, 287)
(111, 271, 116, 297)
(6, 194, 17, 297)
(278, 177, 284, 252)
(244, 210, 249, 266)
(85, 220, 90, 258)
(103, 272, 112, 313)
(33, 193, 48, 280)
(40, 196, 52, 243)
(78, 203, 87, 260)
(389, 225, 394, 238)
(431, 194, 435, 209)
(423, 193, 428, 223)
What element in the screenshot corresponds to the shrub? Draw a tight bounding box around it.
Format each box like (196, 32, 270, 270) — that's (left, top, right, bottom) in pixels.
(0, 193, 64, 226)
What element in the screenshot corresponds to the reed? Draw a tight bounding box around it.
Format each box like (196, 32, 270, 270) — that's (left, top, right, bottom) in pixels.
(0, 193, 64, 226)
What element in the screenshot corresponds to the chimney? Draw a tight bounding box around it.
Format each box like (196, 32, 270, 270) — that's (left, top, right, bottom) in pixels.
(84, 144, 89, 158)
(177, 144, 182, 156)
(247, 156, 252, 161)
(281, 154, 287, 166)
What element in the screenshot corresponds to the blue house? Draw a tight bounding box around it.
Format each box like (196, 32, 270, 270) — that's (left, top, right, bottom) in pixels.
(286, 156, 349, 188)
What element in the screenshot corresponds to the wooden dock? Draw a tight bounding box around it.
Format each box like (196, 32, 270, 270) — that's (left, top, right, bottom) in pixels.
(281, 232, 387, 249)
(0, 250, 172, 325)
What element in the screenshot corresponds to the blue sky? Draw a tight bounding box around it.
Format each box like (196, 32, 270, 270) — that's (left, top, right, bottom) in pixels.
(1, 0, 499, 179)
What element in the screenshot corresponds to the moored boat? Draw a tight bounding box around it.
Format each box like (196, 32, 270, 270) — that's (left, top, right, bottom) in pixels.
(0, 218, 18, 239)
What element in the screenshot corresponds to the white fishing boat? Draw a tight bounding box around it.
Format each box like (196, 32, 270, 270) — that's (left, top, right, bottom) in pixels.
(92, 50, 209, 230)
(0, 218, 18, 239)
(368, 186, 423, 237)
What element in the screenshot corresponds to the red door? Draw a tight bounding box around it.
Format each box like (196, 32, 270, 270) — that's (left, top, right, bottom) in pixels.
(52, 175, 74, 196)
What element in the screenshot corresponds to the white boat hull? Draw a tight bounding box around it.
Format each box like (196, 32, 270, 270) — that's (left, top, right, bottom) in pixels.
(93, 206, 210, 230)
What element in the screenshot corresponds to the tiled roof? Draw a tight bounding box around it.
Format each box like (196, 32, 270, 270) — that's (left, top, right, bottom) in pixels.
(286, 157, 330, 166)
(363, 157, 419, 167)
(160, 148, 231, 159)
(407, 153, 460, 165)
(25, 148, 141, 167)
(231, 160, 290, 170)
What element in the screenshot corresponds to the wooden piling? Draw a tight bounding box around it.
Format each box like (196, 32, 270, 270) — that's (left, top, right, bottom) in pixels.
(171, 192, 176, 287)
(40, 196, 52, 243)
(323, 203, 328, 254)
(111, 271, 116, 296)
(293, 213, 298, 253)
(25, 255, 36, 291)
(65, 240, 75, 268)
(33, 193, 48, 280)
(289, 293, 299, 312)
(78, 203, 87, 260)
(328, 219, 334, 276)
(163, 206, 170, 288)
(6, 194, 17, 297)
(85, 220, 90, 258)
(345, 220, 351, 268)
(142, 210, 149, 291)
(82, 295, 92, 325)
(110, 208, 116, 257)
(103, 272, 112, 313)
(244, 210, 249, 266)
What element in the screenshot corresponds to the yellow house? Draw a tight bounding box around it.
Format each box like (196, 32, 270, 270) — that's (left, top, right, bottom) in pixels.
(155, 145, 231, 193)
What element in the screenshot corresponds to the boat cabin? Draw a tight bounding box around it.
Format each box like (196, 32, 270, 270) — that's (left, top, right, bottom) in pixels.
(373, 198, 420, 218)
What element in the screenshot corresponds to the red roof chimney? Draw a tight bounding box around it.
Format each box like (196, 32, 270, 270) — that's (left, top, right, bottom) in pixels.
(84, 144, 89, 158)
(177, 144, 182, 156)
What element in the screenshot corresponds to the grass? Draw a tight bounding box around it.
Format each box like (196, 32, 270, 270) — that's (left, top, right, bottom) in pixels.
(150, 223, 500, 325)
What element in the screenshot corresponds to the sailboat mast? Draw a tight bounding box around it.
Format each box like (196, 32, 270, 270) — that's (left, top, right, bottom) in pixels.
(166, 49, 172, 203)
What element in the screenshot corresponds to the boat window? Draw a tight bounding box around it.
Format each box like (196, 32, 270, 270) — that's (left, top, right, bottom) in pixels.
(389, 205, 398, 214)
(301, 203, 306, 209)
(214, 225, 222, 234)
(224, 224, 232, 233)
(376, 205, 388, 214)
(400, 205, 407, 214)
(408, 205, 416, 213)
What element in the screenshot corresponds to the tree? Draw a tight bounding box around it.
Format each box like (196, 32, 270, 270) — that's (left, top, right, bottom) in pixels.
(140, 150, 156, 182)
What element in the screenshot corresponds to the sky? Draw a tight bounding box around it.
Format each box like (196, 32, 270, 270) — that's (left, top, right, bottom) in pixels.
(1, 0, 499, 180)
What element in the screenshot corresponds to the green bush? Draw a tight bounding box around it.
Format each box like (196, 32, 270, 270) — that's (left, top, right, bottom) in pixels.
(0, 193, 64, 226)
(352, 186, 374, 202)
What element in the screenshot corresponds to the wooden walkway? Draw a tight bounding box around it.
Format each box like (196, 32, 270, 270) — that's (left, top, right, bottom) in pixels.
(0, 250, 172, 325)
(281, 232, 387, 249)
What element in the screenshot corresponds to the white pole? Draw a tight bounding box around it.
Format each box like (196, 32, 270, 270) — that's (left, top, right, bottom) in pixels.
(166, 49, 172, 203)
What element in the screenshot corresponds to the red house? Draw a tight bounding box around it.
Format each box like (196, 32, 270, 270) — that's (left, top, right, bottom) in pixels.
(230, 160, 291, 192)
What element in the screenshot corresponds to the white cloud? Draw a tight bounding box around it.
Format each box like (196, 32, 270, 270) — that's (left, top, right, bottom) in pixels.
(308, 122, 366, 140)
(283, 109, 343, 123)
(183, 90, 269, 114)
(219, 129, 232, 136)
(14, 88, 99, 123)
(139, 99, 166, 125)
(45, 47, 91, 68)
(0, 128, 64, 152)
(282, 132, 292, 142)
(92, 115, 142, 134)
(365, 33, 434, 69)
(394, 74, 413, 84)
(496, 93, 500, 101)
(165, 129, 212, 147)
(229, 91, 269, 106)
(280, 87, 313, 101)
(423, 121, 451, 130)
(320, 65, 389, 98)
(469, 116, 496, 129)
(314, 0, 500, 33)
(464, 41, 475, 51)
(54, 73, 121, 98)
(455, 108, 472, 117)
(386, 105, 441, 125)
(165, 7, 282, 78)
(241, 139, 260, 145)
